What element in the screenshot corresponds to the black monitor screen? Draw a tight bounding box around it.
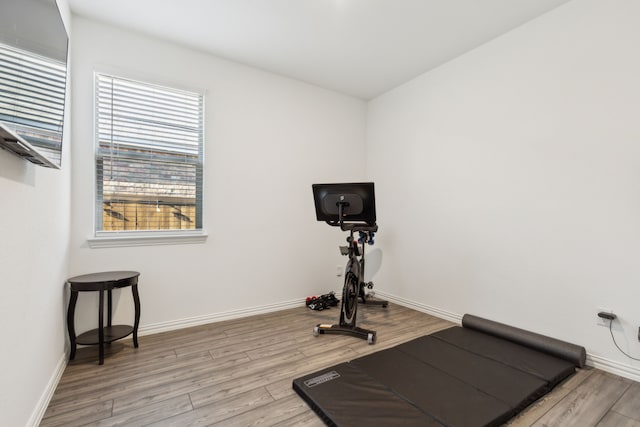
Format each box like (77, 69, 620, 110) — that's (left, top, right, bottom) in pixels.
(312, 182, 376, 224)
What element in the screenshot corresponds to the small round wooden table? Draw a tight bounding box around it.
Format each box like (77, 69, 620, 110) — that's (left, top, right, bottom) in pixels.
(66, 271, 141, 365)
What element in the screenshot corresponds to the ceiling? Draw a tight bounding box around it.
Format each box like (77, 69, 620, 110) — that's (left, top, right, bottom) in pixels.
(67, 0, 572, 100)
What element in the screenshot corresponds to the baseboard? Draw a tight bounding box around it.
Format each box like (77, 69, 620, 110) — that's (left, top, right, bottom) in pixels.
(587, 353, 640, 382)
(28, 352, 67, 427)
(376, 291, 640, 382)
(138, 298, 305, 336)
(374, 291, 463, 324)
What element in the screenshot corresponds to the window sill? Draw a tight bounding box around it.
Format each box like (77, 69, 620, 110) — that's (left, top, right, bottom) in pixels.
(87, 230, 208, 248)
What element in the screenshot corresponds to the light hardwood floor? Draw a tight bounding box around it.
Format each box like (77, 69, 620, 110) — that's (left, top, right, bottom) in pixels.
(42, 303, 640, 426)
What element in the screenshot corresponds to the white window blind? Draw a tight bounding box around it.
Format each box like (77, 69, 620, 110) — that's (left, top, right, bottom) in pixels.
(0, 42, 66, 163)
(95, 73, 204, 232)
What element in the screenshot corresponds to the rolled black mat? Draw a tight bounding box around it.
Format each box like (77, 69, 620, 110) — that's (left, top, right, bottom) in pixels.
(462, 314, 586, 368)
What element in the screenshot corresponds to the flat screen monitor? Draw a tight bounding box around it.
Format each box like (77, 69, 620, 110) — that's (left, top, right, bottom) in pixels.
(312, 182, 376, 225)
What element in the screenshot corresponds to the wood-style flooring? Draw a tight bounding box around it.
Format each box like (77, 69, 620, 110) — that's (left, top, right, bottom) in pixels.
(42, 303, 640, 426)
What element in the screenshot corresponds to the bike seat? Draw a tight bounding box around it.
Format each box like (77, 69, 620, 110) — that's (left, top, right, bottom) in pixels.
(341, 223, 378, 232)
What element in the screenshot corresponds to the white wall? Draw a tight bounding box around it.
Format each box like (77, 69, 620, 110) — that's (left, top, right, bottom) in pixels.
(0, 1, 72, 425)
(367, 0, 640, 377)
(69, 17, 366, 332)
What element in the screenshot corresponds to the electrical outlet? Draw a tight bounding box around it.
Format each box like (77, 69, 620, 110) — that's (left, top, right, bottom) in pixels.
(596, 307, 614, 326)
(336, 265, 342, 277)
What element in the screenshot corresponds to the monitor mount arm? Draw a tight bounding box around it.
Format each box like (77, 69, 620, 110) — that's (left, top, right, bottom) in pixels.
(326, 200, 378, 233)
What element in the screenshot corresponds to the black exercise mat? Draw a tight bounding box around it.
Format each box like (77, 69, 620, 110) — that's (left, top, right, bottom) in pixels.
(293, 321, 581, 427)
(350, 345, 516, 427)
(391, 335, 549, 410)
(432, 326, 576, 387)
(293, 362, 444, 427)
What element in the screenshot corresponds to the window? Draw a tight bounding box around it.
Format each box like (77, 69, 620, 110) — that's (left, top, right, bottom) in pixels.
(0, 42, 66, 167)
(94, 73, 204, 242)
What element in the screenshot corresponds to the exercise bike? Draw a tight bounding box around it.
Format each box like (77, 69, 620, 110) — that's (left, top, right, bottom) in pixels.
(311, 183, 388, 345)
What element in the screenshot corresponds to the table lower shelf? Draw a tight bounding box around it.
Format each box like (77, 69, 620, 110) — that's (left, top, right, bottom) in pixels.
(76, 325, 134, 345)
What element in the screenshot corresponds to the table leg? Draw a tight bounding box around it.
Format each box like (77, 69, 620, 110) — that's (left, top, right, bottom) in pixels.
(132, 284, 141, 348)
(107, 289, 113, 327)
(67, 290, 78, 361)
(98, 289, 104, 365)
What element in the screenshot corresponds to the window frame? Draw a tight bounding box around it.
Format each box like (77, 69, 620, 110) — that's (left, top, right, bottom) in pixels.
(89, 72, 207, 248)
